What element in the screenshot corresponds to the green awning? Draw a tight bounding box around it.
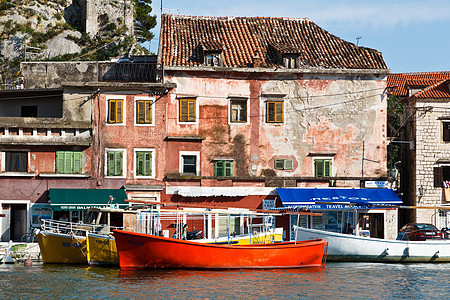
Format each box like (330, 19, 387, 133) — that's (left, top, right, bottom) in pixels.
(49, 189, 128, 211)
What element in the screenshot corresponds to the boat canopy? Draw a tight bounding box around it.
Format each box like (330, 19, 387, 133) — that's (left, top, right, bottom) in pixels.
(49, 188, 129, 211)
(277, 188, 402, 210)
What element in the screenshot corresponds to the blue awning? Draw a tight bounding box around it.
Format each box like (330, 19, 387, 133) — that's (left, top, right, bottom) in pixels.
(276, 188, 402, 210)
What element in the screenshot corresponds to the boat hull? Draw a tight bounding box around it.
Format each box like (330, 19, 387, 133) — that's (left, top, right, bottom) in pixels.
(295, 226, 450, 262)
(36, 231, 87, 264)
(86, 232, 118, 266)
(114, 229, 327, 270)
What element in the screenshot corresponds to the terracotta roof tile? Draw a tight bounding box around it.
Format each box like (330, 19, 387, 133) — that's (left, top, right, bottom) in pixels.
(387, 72, 450, 98)
(160, 14, 388, 69)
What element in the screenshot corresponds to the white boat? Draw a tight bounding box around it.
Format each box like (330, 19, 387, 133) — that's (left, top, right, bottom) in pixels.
(294, 226, 450, 262)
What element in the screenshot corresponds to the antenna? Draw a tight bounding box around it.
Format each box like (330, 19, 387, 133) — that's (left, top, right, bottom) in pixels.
(356, 36, 362, 46)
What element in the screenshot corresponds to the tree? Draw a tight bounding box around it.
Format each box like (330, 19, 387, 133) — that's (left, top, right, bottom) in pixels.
(387, 95, 403, 170)
(134, 0, 157, 44)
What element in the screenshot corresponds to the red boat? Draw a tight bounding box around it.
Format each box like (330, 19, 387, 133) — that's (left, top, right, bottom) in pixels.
(113, 229, 328, 270)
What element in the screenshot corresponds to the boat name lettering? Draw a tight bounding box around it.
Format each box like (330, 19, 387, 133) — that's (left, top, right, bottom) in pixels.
(62, 241, 83, 248)
(95, 239, 110, 245)
(128, 240, 144, 246)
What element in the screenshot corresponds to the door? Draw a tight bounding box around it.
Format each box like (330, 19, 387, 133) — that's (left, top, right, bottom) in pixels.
(359, 213, 384, 238)
(10, 204, 27, 241)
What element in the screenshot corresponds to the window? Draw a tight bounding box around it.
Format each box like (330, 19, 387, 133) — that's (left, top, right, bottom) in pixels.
(56, 151, 82, 174)
(108, 99, 124, 124)
(179, 98, 196, 122)
(230, 99, 247, 123)
(135, 150, 153, 177)
(283, 54, 299, 68)
(5, 151, 28, 172)
(136, 99, 153, 124)
(182, 155, 197, 174)
(214, 161, 233, 177)
(434, 166, 450, 187)
(266, 101, 283, 123)
(106, 150, 124, 176)
(444, 122, 450, 142)
(274, 158, 294, 170)
(314, 159, 332, 177)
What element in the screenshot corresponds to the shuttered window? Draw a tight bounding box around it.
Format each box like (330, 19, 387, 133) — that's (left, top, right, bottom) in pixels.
(266, 101, 283, 123)
(179, 98, 196, 122)
(56, 151, 82, 174)
(314, 159, 332, 177)
(107, 151, 123, 176)
(136, 151, 152, 176)
(214, 161, 233, 177)
(5, 151, 28, 172)
(136, 100, 152, 124)
(108, 99, 124, 123)
(274, 159, 294, 170)
(444, 122, 450, 142)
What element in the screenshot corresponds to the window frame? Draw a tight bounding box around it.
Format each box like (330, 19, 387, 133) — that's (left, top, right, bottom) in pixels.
(106, 95, 126, 125)
(56, 151, 83, 174)
(178, 98, 198, 124)
(214, 160, 233, 177)
(266, 100, 284, 123)
(274, 158, 294, 170)
(313, 158, 333, 177)
(443, 121, 450, 142)
(134, 96, 155, 126)
(3, 151, 28, 172)
(179, 151, 200, 175)
(105, 148, 126, 178)
(134, 148, 155, 178)
(229, 98, 249, 124)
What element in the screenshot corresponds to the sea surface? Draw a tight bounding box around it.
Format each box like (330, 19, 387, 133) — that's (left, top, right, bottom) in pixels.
(0, 262, 449, 299)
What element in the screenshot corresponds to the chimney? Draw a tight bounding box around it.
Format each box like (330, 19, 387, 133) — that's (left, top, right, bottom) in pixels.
(252, 51, 262, 68)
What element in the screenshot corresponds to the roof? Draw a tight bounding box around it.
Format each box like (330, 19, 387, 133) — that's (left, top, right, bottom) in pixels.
(159, 14, 388, 70)
(387, 72, 450, 99)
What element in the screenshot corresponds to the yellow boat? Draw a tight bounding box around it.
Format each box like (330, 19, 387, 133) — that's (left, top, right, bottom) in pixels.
(86, 232, 118, 266)
(36, 229, 88, 264)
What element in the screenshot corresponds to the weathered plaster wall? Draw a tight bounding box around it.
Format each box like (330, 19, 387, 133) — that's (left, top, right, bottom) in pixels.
(165, 70, 387, 181)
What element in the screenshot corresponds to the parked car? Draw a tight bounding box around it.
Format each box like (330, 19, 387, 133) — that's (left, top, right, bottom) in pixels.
(397, 223, 443, 241)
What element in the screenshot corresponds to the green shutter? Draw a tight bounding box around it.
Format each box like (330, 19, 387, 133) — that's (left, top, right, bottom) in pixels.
(116, 152, 123, 176)
(107, 152, 115, 176)
(144, 152, 152, 176)
(73, 152, 82, 174)
(64, 152, 73, 174)
(315, 160, 324, 177)
(324, 160, 331, 177)
(215, 161, 224, 176)
(225, 161, 233, 176)
(56, 151, 65, 173)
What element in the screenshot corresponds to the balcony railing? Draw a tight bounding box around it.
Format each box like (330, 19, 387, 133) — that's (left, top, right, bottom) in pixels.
(98, 62, 162, 82)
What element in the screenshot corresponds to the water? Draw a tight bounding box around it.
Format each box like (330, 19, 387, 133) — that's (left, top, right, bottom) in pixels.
(1, 262, 449, 299)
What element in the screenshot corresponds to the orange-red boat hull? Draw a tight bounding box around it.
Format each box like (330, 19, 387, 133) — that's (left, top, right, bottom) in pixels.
(113, 229, 327, 270)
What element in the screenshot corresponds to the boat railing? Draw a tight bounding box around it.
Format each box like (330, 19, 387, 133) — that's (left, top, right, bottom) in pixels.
(40, 219, 125, 237)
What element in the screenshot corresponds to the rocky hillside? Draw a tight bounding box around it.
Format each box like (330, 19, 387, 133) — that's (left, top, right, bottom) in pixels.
(0, 0, 151, 87)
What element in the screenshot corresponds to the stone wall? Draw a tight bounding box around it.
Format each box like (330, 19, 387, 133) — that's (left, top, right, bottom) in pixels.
(413, 99, 450, 226)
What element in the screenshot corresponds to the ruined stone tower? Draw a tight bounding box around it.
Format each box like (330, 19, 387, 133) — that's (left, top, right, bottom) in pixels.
(80, 0, 134, 38)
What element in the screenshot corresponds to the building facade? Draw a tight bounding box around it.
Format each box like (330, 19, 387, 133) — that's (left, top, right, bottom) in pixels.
(388, 72, 450, 228)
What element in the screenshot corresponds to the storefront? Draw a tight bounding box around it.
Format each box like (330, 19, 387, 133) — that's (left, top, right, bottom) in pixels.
(48, 189, 129, 223)
(276, 188, 402, 240)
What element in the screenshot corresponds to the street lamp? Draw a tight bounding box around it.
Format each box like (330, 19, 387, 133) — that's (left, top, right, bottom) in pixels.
(418, 185, 425, 202)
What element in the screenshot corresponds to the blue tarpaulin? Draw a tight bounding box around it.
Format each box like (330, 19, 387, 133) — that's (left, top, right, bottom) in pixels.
(276, 188, 402, 210)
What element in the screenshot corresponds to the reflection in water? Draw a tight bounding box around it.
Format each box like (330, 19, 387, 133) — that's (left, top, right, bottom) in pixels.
(1, 262, 450, 298)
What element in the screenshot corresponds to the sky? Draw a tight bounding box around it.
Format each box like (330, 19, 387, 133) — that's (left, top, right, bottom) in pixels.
(146, 0, 450, 73)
